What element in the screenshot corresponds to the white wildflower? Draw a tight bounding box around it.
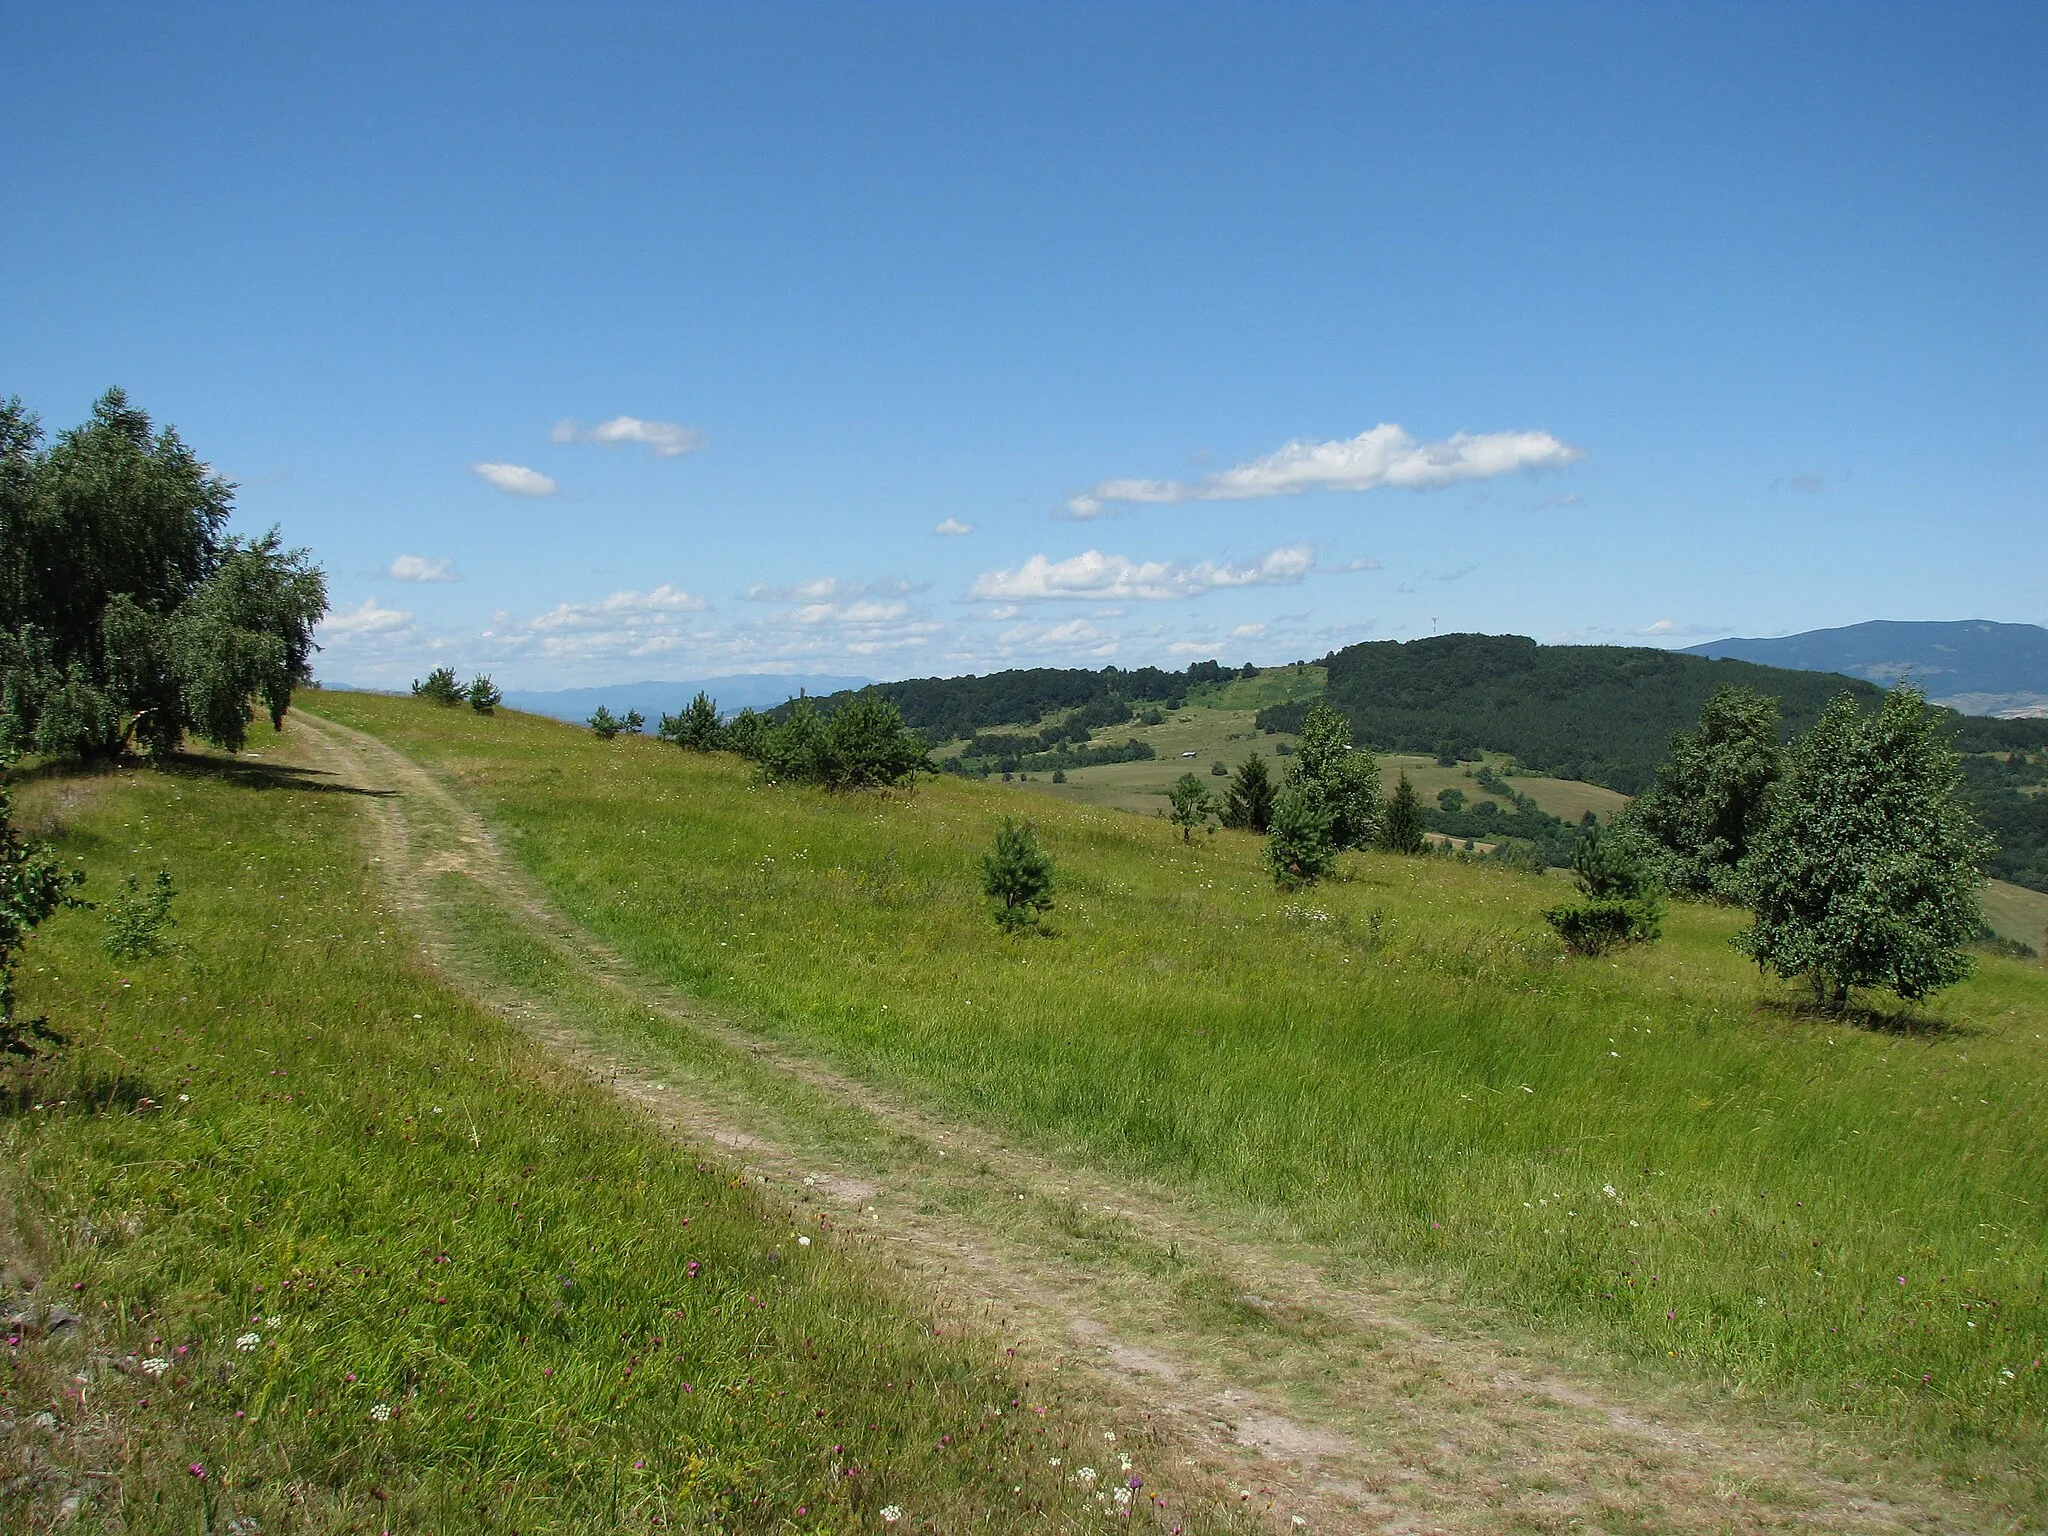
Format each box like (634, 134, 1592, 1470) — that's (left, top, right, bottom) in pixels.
(370, 1402, 393, 1422)
(797, 1235, 811, 1247)
(235, 1332, 260, 1351)
(141, 1357, 170, 1378)
(880, 1507, 902, 1525)
(1113, 1487, 1133, 1508)
(1602, 1183, 1618, 1198)
(1075, 1466, 1098, 1485)
(1118, 1454, 1132, 1471)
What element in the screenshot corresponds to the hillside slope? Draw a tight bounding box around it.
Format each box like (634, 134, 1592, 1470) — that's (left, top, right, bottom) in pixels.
(1684, 620, 2048, 717)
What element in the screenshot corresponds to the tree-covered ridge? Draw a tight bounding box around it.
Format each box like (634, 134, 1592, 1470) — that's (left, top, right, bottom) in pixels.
(786, 659, 1252, 744)
(1258, 633, 1888, 793)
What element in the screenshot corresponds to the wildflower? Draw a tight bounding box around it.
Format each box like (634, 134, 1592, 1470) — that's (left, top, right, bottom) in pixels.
(189, 1464, 207, 1480)
(1049, 1457, 1061, 1467)
(235, 1332, 261, 1351)
(1114, 1487, 1133, 1508)
(141, 1358, 171, 1378)
(370, 1403, 393, 1422)
(1075, 1466, 1098, 1485)
(1602, 1184, 1617, 1198)
(1103, 1430, 1116, 1441)
(798, 1236, 812, 1247)
(880, 1507, 902, 1525)
(1292, 1518, 1307, 1528)
(265, 1315, 281, 1328)
(1118, 1454, 1132, 1471)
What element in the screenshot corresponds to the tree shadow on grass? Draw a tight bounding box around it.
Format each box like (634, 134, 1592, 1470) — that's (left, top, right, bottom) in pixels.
(0, 1053, 158, 1120)
(1754, 995, 1967, 1039)
(156, 752, 396, 798)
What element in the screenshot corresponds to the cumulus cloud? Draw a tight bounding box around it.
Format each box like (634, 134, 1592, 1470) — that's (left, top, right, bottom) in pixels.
(934, 517, 975, 536)
(386, 555, 458, 583)
(472, 462, 559, 497)
(320, 597, 415, 637)
(551, 416, 706, 457)
(1633, 618, 1723, 639)
(521, 585, 709, 634)
(970, 544, 1315, 603)
(744, 575, 920, 604)
(1062, 424, 1582, 517)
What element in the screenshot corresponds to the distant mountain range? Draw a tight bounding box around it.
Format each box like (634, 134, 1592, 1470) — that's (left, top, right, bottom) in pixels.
(1683, 620, 2048, 718)
(501, 674, 873, 724)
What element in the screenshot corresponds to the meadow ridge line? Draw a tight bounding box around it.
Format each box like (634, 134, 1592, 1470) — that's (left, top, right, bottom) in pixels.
(286, 708, 1963, 1536)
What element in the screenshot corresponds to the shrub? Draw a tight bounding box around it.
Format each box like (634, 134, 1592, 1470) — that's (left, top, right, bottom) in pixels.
(0, 760, 80, 1050)
(413, 666, 464, 706)
(1266, 784, 1336, 890)
(980, 818, 1054, 932)
(102, 869, 178, 960)
(465, 675, 502, 714)
(1544, 825, 1664, 955)
(587, 705, 624, 740)
(1211, 760, 1229, 776)
(1166, 773, 1213, 843)
(1220, 753, 1276, 833)
(658, 691, 723, 751)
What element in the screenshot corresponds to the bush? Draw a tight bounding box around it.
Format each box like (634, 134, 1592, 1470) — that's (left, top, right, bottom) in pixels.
(587, 705, 625, 740)
(413, 666, 464, 706)
(1544, 825, 1664, 955)
(658, 691, 723, 751)
(465, 675, 501, 714)
(1266, 784, 1337, 890)
(1210, 760, 1229, 776)
(0, 760, 80, 1050)
(1166, 773, 1212, 843)
(1220, 753, 1276, 833)
(102, 869, 178, 960)
(980, 818, 1054, 932)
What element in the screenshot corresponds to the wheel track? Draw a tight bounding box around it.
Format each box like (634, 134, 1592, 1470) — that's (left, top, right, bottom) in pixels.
(286, 709, 1973, 1536)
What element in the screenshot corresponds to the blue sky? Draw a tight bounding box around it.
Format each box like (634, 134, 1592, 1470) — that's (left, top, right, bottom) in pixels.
(5, 3, 2043, 689)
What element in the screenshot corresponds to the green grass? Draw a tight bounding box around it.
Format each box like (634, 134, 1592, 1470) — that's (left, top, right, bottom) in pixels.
(307, 693, 2048, 1506)
(3, 753, 1168, 1533)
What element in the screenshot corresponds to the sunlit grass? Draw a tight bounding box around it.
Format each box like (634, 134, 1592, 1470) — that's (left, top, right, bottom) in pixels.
(309, 693, 2048, 1495)
(4, 753, 1176, 1533)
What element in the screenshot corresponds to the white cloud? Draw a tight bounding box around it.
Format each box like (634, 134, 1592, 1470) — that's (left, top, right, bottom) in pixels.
(521, 585, 710, 633)
(970, 544, 1316, 603)
(1062, 424, 1582, 517)
(935, 517, 975, 536)
(386, 555, 458, 583)
(320, 596, 415, 637)
(552, 416, 706, 457)
(472, 462, 559, 497)
(1338, 555, 1382, 572)
(1632, 618, 1723, 639)
(745, 575, 919, 604)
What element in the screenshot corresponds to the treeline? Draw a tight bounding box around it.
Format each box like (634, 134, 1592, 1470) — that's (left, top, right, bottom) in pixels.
(1256, 634, 1885, 792)
(655, 690, 930, 791)
(940, 738, 1156, 777)
(786, 659, 1254, 744)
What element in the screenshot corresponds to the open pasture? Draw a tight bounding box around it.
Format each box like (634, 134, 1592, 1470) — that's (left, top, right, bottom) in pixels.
(307, 692, 2048, 1497)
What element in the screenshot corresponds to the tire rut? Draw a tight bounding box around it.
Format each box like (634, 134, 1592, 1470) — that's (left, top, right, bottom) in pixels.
(285, 709, 1975, 1536)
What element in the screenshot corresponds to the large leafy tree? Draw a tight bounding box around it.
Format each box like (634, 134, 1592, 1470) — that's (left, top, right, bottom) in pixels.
(0, 391, 326, 759)
(1735, 688, 1992, 1009)
(1288, 701, 1381, 850)
(1625, 684, 1782, 899)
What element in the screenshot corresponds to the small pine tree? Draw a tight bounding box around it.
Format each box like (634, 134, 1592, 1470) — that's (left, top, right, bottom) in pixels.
(1220, 753, 1277, 833)
(1544, 825, 1665, 956)
(980, 818, 1054, 932)
(1736, 688, 1991, 1009)
(587, 705, 623, 740)
(465, 674, 502, 714)
(822, 693, 930, 790)
(1166, 772, 1213, 843)
(659, 690, 722, 751)
(412, 666, 463, 706)
(723, 706, 770, 760)
(1379, 771, 1426, 854)
(1266, 784, 1337, 889)
(621, 709, 645, 735)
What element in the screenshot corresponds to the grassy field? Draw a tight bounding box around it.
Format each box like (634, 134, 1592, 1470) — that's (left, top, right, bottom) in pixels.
(2, 750, 1169, 1533)
(1983, 878, 2048, 953)
(306, 693, 2048, 1507)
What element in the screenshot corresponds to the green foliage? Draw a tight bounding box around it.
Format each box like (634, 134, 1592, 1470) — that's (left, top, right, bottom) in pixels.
(744, 694, 931, 791)
(1050, 768, 1066, 783)
(1437, 787, 1465, 813)
(1210, 759, 1228, 776)
(1544, 825, 1665, 955)
(1379, 771, 1426, 854)
(979, 817, 1054, 930)
(1288, 701, 1380, 850)
(1737, 688, 1994, 1008)
(942, 736, 1153, 777)
(658, 689, 723, 750)
(1268, 632, 1886, 793)
(788, 662, 1229, 745)
(413, 666, 464, 706)
(1265, 783, 1336, 889)
(721, 705, 769, 760)
(1219, 752, 1276, 833)
(0, 761, 80, 1048)
(586, 704, 626, 740)
(1166, 772, 1213, 843)
(465, 674, 502, 714)
(101, 868, 178, 960)
(0, 393, 326, 760)
(1627, 685, 1782, 900)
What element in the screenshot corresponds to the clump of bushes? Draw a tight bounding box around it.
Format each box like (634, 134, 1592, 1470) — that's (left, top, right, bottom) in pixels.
(587, 705, 645, 739)
(657, 690, 931, 792)
(412, 667, 501, 714)
(1544, 826, 1664, 956)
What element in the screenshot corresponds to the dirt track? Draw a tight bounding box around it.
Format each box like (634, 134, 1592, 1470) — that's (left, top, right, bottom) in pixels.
(288, 709, 1977, 1536)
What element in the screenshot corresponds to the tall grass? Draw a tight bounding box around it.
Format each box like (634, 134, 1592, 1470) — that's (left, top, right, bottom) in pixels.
(4, 754, 1180, 1533)
(309, 693, 2048, 1494)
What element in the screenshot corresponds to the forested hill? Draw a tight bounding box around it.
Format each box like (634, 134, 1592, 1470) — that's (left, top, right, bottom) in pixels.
(1260, 634, 1884, 795)
(778, 660, 1247, 742)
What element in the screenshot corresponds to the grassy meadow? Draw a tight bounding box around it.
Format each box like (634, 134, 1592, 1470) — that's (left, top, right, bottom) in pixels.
(307, 692, 2048, 1496)
(2, 751, 1175, 1533)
